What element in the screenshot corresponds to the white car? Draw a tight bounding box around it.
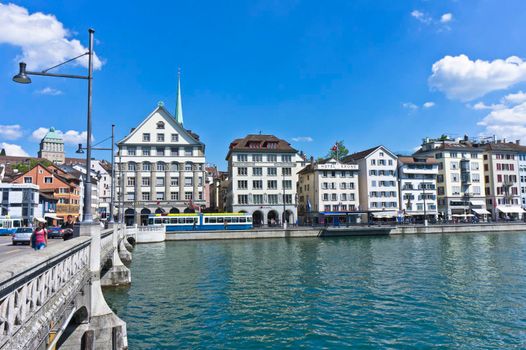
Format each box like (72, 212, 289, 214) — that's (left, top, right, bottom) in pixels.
(12, 227, 33, 245)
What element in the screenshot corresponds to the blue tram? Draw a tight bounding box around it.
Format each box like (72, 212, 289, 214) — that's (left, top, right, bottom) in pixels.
(148, 212, 253, 232)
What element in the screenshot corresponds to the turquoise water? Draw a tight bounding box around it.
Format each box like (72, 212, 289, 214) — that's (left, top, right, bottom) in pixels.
(104, 233, 526, 349)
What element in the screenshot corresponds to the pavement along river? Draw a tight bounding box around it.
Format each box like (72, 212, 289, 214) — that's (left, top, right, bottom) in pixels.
(104, 232, 526, 349)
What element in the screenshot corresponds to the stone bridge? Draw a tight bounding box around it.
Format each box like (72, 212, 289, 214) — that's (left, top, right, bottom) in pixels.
(0, 223, 136, 350)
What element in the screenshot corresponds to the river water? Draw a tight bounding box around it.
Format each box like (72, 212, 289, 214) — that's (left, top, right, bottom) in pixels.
(104, 233, 526, 349)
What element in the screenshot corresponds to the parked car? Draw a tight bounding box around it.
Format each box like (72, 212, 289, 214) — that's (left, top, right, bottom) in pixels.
(12, 227, 33, 245)
(47, 226, 64, 239)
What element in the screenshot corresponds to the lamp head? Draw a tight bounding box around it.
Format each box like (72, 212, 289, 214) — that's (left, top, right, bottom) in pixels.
(12, 62, 31, 84)
(76, 143, 85, 154)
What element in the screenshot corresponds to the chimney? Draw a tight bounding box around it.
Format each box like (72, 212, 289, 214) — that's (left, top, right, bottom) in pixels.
(463, 134, 469, 141)
(516, 140, 521, 145)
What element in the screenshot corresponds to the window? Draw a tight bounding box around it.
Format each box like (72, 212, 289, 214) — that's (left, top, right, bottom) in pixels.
(238, 180, 248, 189)
(156, 147, 165, 156)
(282, 168, 292, 176)
(143, 162, 151, 171)
(284, 194, 293, 204)
(253, 180, 263, 189)
(371, 159, 376, 165)
(156, 192, 165, 201)
(128, 147, 136, 156)
(185, 147, 192, 156)
(268, 194, 278, 204)
(450, 152, 458, 158)
(171, 177, 179, 186)
(267, 168, 277, 176)
(171, 147, 179, 156)
(198, 177, 203, 186)
(268, 155, 277, 162)
(128, 162, 136, 171)
(142, 147, 150, 156)
(331, 194, 337, 201)
(253, 154, 262, 162)
(185, 162, 193, 171)
(142, 177, 150, 186)
(451, 173, 459, 182)
(238, 195, 248, 204)
(171, 192, 179, 200)
(170, 162, 179, 171)
(185, 177, 193, 186)
(156, 177, 165, 186)
(157, 162, 166, 171)
(143, 133, 150, 142)
(142, 192, 150, 201)
(253, 194, 263, 204)
(185, 192, 193, 200)
(157, 133, 165, 142)
(267, 180, 277, 189)
(171, 134, 179, 142)
(157, 121, 165, 129)
(282, 155, 292, 162)
(253, 167, 262, 176)
(24, 176, 32, 183)
(341, 193, 347, 201)
(238, 167, 248, 176)
(127, 177, 136, 186)
(126, 192, 135, 201)
(237, 154, 248, 162)
(323, 193, 329, 201)
(283, 180, 292, 189)
(44, 177, 53, 184)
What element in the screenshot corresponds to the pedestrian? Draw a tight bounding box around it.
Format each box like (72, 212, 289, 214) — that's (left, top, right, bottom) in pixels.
(224, 220, 228, 230)
(62, 215, 75, 241)
(32, 219, 48, 251)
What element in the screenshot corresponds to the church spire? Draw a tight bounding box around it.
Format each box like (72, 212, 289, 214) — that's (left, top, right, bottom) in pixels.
(175, 68, 184, 125)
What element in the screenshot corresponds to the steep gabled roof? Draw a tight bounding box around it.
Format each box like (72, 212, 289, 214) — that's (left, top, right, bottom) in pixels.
(226, 134, 297, 160)
(342, 145, 397, 162)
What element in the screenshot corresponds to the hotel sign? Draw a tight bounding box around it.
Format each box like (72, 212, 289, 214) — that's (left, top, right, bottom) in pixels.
(315, 164, 358, 170)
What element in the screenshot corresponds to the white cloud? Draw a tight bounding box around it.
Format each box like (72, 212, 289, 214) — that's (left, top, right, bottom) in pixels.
(411, 10, 431, 24)
(429, 55, 526, 101)
(292, 136, 313, 142)
(502, 90, 526, 105)
(470, 101, 505, 111)
(0, 142, 29, 156)
(478, 101, 526, 127)
(423, 101, 435, 108)
(0, 3, 102, 71)
(36, 87, 62, 96)
(31, 127, 90, 144)
(0, 125, 23, 140)
(402, 102, 419, 110)
(440, 13, 453, 23)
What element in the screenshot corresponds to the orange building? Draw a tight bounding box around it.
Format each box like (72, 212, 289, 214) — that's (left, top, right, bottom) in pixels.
(11, 163, 82, 221)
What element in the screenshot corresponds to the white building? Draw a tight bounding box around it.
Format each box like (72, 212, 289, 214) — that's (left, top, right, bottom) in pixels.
(225, 134, 307, 226)
(116, 78, 206, 225)
(38, 127, 65, 164)
(0, 183, 39, 225)
(297, 158, 360, 225)
(397, 156, 439, 221)
(342, 146, 399, 221)
(518, 151, 526, 209)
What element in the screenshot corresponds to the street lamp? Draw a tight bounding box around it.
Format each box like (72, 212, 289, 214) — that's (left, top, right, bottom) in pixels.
(12, 29, 95, 223)
(77, 124, 116, 223)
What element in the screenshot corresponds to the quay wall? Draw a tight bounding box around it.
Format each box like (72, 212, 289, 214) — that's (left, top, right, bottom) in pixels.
(166, 228, 322, 241)
(391, 223, 526, 235)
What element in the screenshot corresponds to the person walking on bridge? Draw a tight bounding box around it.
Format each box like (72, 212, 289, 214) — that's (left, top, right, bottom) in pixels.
(32, 219, 48, 250)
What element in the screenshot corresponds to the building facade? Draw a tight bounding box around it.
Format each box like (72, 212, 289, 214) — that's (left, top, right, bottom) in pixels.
(415, 137, 488, 220)
(38, 127, 65, 164)
(397, 156, 439, 221)
(519, 151, 526, 209)
(225, 134, 307, 226)
(297, 158, 360, 225)
(0, 183, 39, 225)
(343, 146, 399, 220)
(116, 102, 206, 226)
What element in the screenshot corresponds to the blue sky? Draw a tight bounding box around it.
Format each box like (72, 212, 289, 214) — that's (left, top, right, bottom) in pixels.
(2, 1, 526, 168)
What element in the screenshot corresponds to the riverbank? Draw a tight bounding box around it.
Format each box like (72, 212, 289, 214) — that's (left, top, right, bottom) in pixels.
(162, 222, 526, 241)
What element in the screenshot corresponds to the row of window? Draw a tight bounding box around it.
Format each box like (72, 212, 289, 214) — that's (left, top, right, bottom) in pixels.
(435, 152, 479, 159)
(321, 170, 356, 178)
(405, 203, 437, 210)
(449, 161, 480, 171)
(402, 194, 436, 200)
(237, 180, 292, 190)
(369, 191, 397, 198)
(142, 132, 178, 142)
(368, 170, 395, 176)
(370, 159, 394, 166)
(323, 204, 356, 212)
(402, 183, 435, 190)
(126, 145, 193, 156)
(321, 182, 356, 190)
(371, 181, 396, 187)
(126, 191, 203, 201)
(127, 176, 203, 187)
(126, 162, 202, 172)
(496, 163, 515, 171)
(322, 193, 356, 201)
(236, 154, 292, 162)
(237, 167, 292, 176)
(237, 194, 293, 205)
(370, 202, 398, 208)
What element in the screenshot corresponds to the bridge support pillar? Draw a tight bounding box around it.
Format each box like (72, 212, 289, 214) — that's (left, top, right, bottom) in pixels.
(81, 223, 128, 349)
(101, 225, 131, 287)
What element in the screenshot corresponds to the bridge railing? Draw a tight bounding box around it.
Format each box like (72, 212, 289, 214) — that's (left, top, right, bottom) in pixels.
(0, 237, 91, 349)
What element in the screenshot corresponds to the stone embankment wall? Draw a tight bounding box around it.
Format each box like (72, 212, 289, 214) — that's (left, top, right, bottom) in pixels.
(391, 223, 526, 235)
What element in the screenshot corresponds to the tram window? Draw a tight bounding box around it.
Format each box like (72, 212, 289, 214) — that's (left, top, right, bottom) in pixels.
(170, 218, 177, 224)
(185, 218, 193, 224)
(209, 217, 216, 223)
(178, 218, 185, 224)
(246, 217, 252, 222)
(148, 219, 153, 225)
(13, 220, 21, 228)
(217, 217, 224, 223)
(154, 218, 161, 224)
(225, 217, 232, 223)
(238, 217, 244, 223)
(204, 218, 208, 223)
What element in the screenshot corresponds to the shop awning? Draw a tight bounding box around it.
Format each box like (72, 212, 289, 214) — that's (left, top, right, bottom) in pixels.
(44, 213, 60, 219)
(497, 206, 525, 214)
(470, 200, 486, 206)
(452, 214, 474, 217)
(372, 211, 397, 218)
(472, 208, 490, 215)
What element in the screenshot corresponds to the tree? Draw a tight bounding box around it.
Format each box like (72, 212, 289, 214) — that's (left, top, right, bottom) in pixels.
(325, 141, 349, 160)
(0, 149, 5, 156)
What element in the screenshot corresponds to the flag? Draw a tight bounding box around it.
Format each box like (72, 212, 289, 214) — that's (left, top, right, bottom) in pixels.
(306, 196, 312, 213)
(331, 144, 338, 151)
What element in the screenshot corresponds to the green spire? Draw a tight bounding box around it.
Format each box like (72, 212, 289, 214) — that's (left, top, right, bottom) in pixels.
(176, 68, 184, 125)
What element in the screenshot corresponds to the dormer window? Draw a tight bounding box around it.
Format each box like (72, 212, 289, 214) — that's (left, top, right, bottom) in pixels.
(157, 121, 165, 129)
(248, 142, 260, 149)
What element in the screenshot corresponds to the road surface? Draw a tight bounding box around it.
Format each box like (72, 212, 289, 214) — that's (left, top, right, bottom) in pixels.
(0, 235, 62, 263)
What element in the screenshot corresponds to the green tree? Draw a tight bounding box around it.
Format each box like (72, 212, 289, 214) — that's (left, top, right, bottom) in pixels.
(0, 149, 6, 156)
(325, 141, 349, 160)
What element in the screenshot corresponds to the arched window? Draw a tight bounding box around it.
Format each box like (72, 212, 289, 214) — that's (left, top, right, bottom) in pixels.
(156, 121, 165, 129)
(185, 162, 193, 171)
(143, 162, 151, 171)
(157, 162, 166, 171)
(171, 162, 179, 171)
(128, 162, 136, 171)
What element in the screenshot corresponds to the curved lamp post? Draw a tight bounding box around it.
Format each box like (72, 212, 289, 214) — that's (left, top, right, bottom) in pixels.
(12, 29, 95, 223)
